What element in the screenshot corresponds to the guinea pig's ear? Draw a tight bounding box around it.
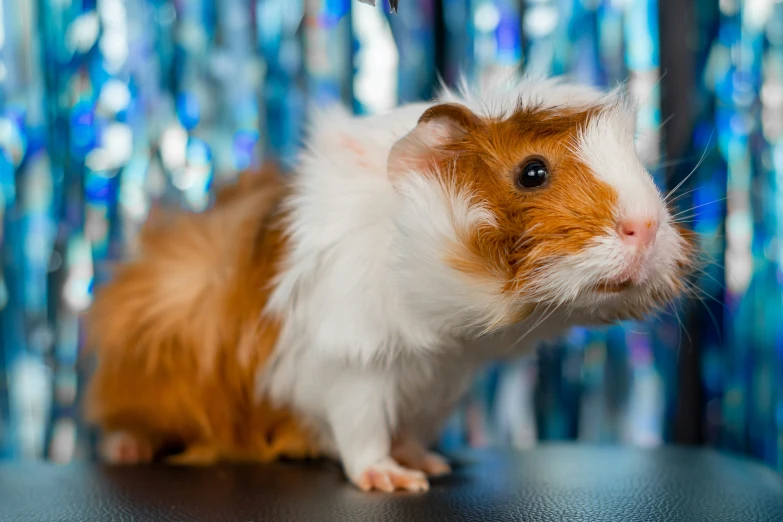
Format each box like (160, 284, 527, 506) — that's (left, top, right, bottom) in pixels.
(388, 103, 483, 174)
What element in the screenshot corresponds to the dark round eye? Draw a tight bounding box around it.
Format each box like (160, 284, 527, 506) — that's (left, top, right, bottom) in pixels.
(516, 160, 549, 189)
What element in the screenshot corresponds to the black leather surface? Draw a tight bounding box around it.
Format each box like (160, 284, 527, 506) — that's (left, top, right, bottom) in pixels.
(2, 445, 783, 521)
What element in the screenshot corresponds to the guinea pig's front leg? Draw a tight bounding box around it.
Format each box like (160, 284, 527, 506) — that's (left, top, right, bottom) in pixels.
(326, 373, 429, 493)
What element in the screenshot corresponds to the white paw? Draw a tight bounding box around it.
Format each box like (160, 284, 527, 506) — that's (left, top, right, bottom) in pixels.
(416, 451, 451, 477)
(100, 431, 152, 465)
(391, 441, 452, 476)
(353, 457, 430, 493)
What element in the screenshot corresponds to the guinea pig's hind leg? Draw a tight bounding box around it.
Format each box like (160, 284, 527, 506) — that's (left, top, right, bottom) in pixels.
(391, 435, 451, 477)
(100, 431, 154, 465)
(164, 443, 220, 465)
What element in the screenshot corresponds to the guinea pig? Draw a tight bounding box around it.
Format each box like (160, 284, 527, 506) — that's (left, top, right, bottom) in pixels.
(84, 72, 695, 492)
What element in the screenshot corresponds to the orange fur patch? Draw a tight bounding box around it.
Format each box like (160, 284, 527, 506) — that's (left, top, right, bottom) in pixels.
(424, 104, 619, 296)
(84, 164, 319, 463)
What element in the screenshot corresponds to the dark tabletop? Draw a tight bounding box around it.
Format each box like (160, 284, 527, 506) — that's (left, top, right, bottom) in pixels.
(2, 444, 783, 521)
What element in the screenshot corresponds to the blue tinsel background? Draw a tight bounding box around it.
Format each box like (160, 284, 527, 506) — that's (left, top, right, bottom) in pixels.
(0, 0, 781, 470)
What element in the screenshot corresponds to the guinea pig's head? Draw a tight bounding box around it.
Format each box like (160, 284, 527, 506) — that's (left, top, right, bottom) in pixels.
(389, 81, 695, 332)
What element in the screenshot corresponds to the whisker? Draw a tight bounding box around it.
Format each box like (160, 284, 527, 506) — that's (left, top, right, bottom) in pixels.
(682, 280, 723, 339)
(695, 253, 726, 272)
(670, 301, 692, 349)
(683, 278, 726, 311)
(655, 155, 705, 169)
(666, 187, 699, 208)
(670, 216, 704, 225)
(690, 266, 727, 292)
(670, 197, 727, 219)
(663, 130, 714, 203)
(510, 301, 560, 350)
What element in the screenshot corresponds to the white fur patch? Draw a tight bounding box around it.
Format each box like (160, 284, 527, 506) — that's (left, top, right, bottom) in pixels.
(575, 99, 663, 224)
(390, 173, 514, 333)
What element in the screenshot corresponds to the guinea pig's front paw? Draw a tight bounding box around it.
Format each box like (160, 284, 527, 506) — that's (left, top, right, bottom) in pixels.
(353, 457, 430, 493)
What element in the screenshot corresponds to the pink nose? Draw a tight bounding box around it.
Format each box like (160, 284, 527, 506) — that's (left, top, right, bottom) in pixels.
(617, 218, 659, 248)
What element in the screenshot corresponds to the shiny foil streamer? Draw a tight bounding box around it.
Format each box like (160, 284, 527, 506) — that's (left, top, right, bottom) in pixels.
(716, 0, 783, 466)
(0, 0, 781, 471)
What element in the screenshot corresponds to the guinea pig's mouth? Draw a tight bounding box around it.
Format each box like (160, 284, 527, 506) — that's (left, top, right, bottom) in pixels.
(593, 279, 634, 293)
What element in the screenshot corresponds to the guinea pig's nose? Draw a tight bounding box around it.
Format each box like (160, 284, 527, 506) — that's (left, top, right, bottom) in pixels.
(617, 218, 659, 248)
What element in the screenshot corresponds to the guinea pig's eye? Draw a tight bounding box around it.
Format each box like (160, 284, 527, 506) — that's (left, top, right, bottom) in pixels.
(515, 159, 549, 189)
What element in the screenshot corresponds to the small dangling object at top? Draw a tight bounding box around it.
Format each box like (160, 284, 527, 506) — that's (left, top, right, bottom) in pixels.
(357, 0, 399, 14)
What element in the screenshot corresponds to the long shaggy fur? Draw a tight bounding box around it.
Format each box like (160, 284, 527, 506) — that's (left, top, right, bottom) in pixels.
(84, 164, 318, 463)
(85, 73, 693, 492)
